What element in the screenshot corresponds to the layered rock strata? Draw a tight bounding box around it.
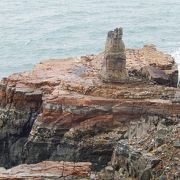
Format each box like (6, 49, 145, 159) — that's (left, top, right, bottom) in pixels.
(0, 161, 92, 179)
(101, 27, 128, 82)
(0, 44, 179, 179)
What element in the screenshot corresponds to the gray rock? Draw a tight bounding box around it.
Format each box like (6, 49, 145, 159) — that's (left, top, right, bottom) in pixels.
(155, 137, 164, 147)
(140, 168, 152, 180)
(141, 66, 169, 85)
(159, 175, 168, 180)
(112, 140, 162, 179)
(101, 27, 128, 82)
(173, 140, 180, 148)
(115, 140, 129, 158)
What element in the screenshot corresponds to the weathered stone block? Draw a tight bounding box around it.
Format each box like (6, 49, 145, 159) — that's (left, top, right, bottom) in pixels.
(101, 27, 128, 82)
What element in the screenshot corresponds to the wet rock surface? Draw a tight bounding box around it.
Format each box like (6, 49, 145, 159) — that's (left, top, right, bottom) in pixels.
(0, 44, 179, 179)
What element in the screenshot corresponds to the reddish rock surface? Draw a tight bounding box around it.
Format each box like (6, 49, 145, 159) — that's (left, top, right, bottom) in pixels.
(0, 45, 179, 179)
(2, 45, 177, 94)
(0, 161, 92, 179)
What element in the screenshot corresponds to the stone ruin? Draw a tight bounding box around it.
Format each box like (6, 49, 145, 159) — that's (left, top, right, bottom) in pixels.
(101, 27, 128, 82)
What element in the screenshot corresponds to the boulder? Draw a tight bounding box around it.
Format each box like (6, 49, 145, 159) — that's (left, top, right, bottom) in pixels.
(141, 65, 169, 85)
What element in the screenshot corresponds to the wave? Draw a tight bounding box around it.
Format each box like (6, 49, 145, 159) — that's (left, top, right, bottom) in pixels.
(171, 48, 180, 86)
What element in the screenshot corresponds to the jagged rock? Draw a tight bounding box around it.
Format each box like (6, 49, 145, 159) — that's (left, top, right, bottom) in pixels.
(104, 117, 180, 179)
(101, 27, 128, 82)
(127, 44, 178, 87)
(141, 65, 169, 85)
(111, 140, 162, 179)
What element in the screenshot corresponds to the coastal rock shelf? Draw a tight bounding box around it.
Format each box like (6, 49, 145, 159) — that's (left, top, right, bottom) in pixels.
(0, 45, 179, 179)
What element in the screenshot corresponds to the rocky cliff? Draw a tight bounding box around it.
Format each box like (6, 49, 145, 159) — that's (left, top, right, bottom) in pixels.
(0, 45, 179, 179)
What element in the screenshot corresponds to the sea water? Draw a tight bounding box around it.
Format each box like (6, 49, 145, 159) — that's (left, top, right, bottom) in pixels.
(0, 0, 180, 79)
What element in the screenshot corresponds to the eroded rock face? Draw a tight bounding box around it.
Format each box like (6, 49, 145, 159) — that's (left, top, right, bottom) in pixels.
(0, 43, 179, 178)
(97, 117, 180, 180)
(0, 84, 42, 168)
(101, 27, 128, 82)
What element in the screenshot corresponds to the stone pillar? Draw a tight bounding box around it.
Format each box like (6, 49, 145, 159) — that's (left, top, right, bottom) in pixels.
(101, 27, 128, 82)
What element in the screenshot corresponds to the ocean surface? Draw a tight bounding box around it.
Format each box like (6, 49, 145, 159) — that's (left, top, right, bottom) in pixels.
(0, 0, 180, 78)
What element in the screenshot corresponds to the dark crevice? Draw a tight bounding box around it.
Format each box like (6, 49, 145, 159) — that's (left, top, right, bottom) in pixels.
(20, 108, 41, 137)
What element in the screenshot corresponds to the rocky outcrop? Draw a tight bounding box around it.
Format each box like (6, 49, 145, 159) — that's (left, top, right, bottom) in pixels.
(101, 27, 128, 82)
(127, 44, 178, 86)
(0, 40, 179, 178)
(97, 117, 180, 179)
(140, 65, 169, 84)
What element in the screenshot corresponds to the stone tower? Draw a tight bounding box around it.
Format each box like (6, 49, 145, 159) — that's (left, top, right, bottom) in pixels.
(101, 27, 128, 82)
